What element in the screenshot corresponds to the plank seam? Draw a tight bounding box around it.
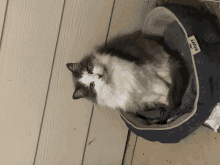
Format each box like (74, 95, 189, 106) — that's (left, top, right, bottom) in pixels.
(32, 1, 66, 164)
(81, 1, 116, 164)
(104, 0, 116, 46)
(81, 105, 95, 165)
(130, 135, 138, 165)
(0, 0, 9, 50)
(121, 129, 132, 165)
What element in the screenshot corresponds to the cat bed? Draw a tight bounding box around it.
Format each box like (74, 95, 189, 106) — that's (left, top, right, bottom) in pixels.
(119, 2, 220, 143)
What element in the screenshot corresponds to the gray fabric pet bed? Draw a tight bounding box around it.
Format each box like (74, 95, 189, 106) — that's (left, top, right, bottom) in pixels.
(119, 2, 220, 143)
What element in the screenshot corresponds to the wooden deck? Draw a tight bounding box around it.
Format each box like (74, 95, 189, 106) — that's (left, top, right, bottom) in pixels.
(0, 0, 220, 165)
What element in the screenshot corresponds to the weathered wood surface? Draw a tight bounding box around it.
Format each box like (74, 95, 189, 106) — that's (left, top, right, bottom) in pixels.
(0, 1, 64, 164)
(34, 0, 115, 165)
(132, 126, 220, 165)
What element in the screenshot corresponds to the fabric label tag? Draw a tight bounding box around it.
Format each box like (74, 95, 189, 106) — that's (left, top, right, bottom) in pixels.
(188, 35, 201, 56)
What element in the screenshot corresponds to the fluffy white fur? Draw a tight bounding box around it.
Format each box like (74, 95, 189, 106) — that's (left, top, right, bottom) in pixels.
(79, 52, 171, 113)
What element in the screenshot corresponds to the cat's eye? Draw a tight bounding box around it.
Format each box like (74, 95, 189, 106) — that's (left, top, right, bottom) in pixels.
(87, 66, 93, 74)
(90, 82, 95, 89)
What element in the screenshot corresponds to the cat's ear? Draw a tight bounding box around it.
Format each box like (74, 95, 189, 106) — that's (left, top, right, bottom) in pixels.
(72, 87, 85, 99)
(66, 63, 81, 72)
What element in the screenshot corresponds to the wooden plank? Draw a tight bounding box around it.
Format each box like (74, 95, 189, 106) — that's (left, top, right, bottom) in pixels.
(0, 1, 64, 165)
(82, 1, 158, 165)
(0, 0, 7, 41)
(33, 0, 115, 165)
(122, 131, 138, 165)
(132, 126, 220, 165)
(107, 0, 158, 40)
(82, 106, 128, 165)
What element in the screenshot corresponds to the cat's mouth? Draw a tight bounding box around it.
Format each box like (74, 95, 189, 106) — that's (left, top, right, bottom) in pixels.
(101, 73, 105, 82)
(101, 66, 107, 81)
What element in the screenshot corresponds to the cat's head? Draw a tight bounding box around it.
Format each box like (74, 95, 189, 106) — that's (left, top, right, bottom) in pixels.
(66, 54, 107, 104)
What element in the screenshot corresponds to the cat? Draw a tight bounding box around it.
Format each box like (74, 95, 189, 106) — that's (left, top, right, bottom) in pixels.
(66, 30, 189, 124)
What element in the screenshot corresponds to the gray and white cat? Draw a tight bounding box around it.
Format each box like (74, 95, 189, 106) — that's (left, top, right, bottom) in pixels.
(66, 30, 188, 124)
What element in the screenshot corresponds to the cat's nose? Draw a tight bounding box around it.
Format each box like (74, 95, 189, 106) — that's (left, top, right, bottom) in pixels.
(98, 74, 102, 79)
